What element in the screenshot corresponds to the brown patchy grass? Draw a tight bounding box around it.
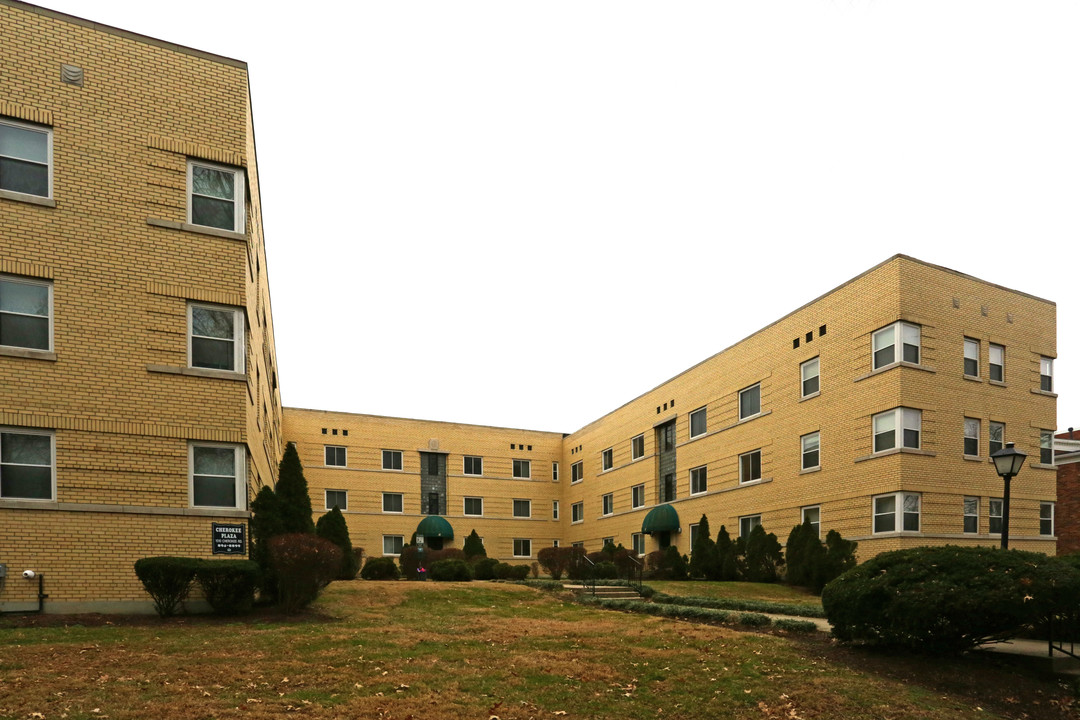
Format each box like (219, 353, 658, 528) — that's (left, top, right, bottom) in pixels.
(0, 581, 1075, 720)
(648, 581, 825, 608)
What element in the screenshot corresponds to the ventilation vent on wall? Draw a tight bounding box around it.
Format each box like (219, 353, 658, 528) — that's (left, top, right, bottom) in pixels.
(61, 64, 83, 86)
(429, 439, 439, 451)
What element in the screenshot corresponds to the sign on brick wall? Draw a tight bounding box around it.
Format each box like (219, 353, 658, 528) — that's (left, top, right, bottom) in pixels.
(212, 523, 246, 555)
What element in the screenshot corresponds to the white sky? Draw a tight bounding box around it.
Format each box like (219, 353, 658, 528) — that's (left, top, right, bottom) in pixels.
(38, 1, 1080, 434)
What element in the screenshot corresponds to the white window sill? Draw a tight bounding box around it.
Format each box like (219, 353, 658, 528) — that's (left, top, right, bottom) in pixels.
(0, 346, 56, 361)
(571, 520, 583, 525)
(739, 478, 764, 487)
(147, 364, 246, 381)
(147, 217, 246, 242)
(1031, 388, 1058, 398)
(963, 454, 982, 462)
(856, 361, 935, 383)
(0, 188, 55, 207)
(989, 379, 1008, 388)
(1031, 463, 1057, 470)
(799, 466, 821, 475)
(963, 375, 983, 383)
(855, 447, 936, 463)
(798, 392, 820, 403)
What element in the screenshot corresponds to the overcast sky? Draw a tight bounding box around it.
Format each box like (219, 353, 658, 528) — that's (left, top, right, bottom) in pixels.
(38, 1, 1080, 434)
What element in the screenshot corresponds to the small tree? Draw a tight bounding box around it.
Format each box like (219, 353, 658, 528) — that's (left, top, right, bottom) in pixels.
(538, 546, 569, 579)
(250, 484, 284, 598)
(275, 443, 315, 535)
(715, 525, 738, 581)
(743, 525, 784, 582)
(690, 514, 718, 580)
(463, 530, 486, 559)
(268, 534, 342, 613)
(815, 530, 857, 593)
(785, 519, 823, 587)
(316, 506, 360, 580)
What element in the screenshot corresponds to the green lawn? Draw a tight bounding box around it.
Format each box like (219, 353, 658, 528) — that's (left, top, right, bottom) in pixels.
(0, 581, 1069, 720)
(648, 580, 825, 608)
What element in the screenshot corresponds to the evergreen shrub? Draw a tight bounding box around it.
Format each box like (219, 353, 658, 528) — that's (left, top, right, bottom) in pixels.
(134, 557, 199, 618)
(429, 558, 473, 581)
(360, 557, 400, 580)
(472, 557, 500, 580)
(315, 506, 360, 580)
(195, 560, 260, 615)
(267, 533, 342, 613)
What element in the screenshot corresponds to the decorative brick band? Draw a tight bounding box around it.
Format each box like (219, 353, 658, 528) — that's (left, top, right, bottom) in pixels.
(0, 411, 243, 443)
(148, 134, 245, 167)
(0, 100, 52, 126)
(146, 280, 244, 307)
(0, 258, 54, 279)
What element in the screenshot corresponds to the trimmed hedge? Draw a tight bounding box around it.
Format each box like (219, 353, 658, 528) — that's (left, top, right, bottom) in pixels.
(195, 560, 259, 615)
(268, 533, 342, 613)
(775, 618, 819, 633)
(360, 557, 400, 580)
(134, 557, 200, 618)
(472, 557, 500, 580)
(578, 596, 773, 629)
(651, 592, 825, 619)
(429, 558, 473, 582)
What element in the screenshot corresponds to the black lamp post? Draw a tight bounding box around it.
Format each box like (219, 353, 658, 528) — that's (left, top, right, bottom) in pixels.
(991, 441, 1028, 549)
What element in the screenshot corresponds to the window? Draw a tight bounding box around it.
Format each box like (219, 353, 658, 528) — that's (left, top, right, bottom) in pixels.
(631, 434, 645, 461)
(689, 407, 707, 438)
(631, 484, 645, 509)
(802, 506, 820, 537)
(189, 443, 245, 509)
(963, 338, 980, 377)
(963, 497, 978, 534)
(1041, 357, 1054, 392)
(325, 445, 346, 467)
(660, 473, 676, 503)
(872, 408, 921, 453)
(989, 344, 1004, 382)
(739, 450, 761, 483)
(572, 541, 584, 549)
(382, 492, 403, 513)
(552, 500, 559, 520)
(0, 275, 52, 351)
(189, 303, 245, 372)
(1041, 502, 1055, 536)
(873, 492, 920, 533)
(602, 493, 613, 516)
(0, 428, 54, 500)
(188, 160, 245, 232)
(739, 514, 761, 538)
(513, 459, 531, 479)
(382, 450, 403, 470)
(801, 432, 820, 470)
(463, 455, 483, 476)
(571, 461, 583, 484)
(325, 489, 347, 511)
(739, 384, 761, 420)
(571, 501, 584, 523)
(602, 448, 614, 471)
(383, 535, 404, 556)
(632, 532, 645, 556)
(989, 498, 1003, 534)
(801, 357, 820, 398)
(1040, 430, 1054, 465)
(552, 462, 559, 481)
(464, 496, 483, 516)
(989, 422, 1005, 456)
(690, 465, 707, 495)
(0, 118, 51, 198)
(427, 454, 439, 476)
(872, 322, 920, 369)
(512, 499, 531, 518)
(427, 492, 440, 515)
(963, 418, 980, 457)
(689, 523, 700, 547)
(513, 539, 532, 557)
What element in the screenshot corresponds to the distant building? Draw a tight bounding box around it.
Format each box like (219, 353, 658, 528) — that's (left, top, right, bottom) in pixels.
(1055, 429, 1080, 554)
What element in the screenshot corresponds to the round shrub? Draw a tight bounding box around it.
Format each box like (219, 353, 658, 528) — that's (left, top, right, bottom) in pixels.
(195, 559, 259, 615)
(495, 562, 515, 579)
(134, 556, 200, 618)
(594, 561, 618, 579)
(472, 557, 500, 580)
(428, 558, 473, 582)
(822, 545, 1080, 653)
(361, 557, 401, 580)
(267, 533, 342, 613)
(509, 564, 531, 580)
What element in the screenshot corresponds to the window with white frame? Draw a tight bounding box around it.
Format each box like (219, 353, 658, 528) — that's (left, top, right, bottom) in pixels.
(801, 357, 820, 398)
(382, 450, 403, 470)
(739, 449, 761, 483)
(963, 497, 978, 534)
(463, 455, 483, 476)
(513, 459, 530, 479)
(571, 461, 583, 483)
(631, 483, 645, 509)
(0, 275, 52, 352)
(963, 418, 980, 457)
(189, 442, 245, 509)
(572, 541, 584, 549)
(872, 407, 921, 453)
(872, 322, 920, 369)
(1040, 357, 1054, 392)
(602, 493, 613, 515)
(552, 462, 559, 481)
(739, 384, 761, 420)
(689, 407, 707, 438)
(571, 501, 583, 523)
(989, 343, 1004, 382)
(989, 498, 1003, 534)
(188, 159, 245, 232)
(382, 492, 403, 513)
(963, 338, 980, 377)
(739, 514, 761, 538)
(690, 465, 707, 495)
(324, 445, 346, 467)
(1041, 430, 1054, 465)
(989, 422, 1005, 456)
(801, 432, 820, 470)
(1041, 502, 1055, 536)
(513, 499, 531, 518)
(464, 496, 483, 516)
(325, 489, 347, 511)
(632, 532, 645, 556)
(552, 539, 560, 548)
(0, 427, 55, 500)
(0, 118, 51, 198)
(602, 536, 615, 550)
(631, 434, 645, 461)
(383, 535, 404, 556)
(872, 492, 920, 533)
(802, 506, 820, 537)
(552, 500, 559, 520)
(689, 523, 699, 547)
(602, 448, 613, 471)
(513, 538, 532, 557)
(189, 303, 245, 372)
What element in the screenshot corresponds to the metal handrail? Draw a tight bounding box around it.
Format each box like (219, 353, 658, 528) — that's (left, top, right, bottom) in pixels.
(580, 555, 597, 596)
(626, 554, 644, 594)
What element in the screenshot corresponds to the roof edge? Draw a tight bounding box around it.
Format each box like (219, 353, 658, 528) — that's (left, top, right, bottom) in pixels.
(283, 405, 566, 438)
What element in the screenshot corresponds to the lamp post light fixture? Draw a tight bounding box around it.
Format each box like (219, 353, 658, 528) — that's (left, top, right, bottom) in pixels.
(991, 441, 1028, 549)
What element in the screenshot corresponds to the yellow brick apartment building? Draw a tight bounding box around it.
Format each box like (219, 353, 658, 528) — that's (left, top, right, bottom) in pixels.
(0, 2, 1059, 612)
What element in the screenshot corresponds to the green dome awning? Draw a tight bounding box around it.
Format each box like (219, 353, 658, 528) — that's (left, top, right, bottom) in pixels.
(416, 515, 454, 540)
(641, 504, 680, 534)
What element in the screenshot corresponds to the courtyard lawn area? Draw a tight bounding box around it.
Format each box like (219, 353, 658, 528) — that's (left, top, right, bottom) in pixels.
(647, 581, 825, 609)
(1, 581, 1074, 720)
